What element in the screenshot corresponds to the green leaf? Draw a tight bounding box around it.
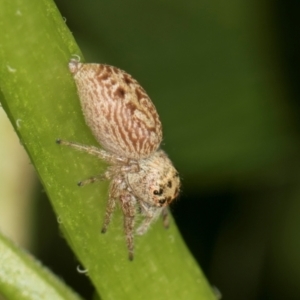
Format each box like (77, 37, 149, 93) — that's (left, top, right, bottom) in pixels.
(0, 231, 82, 300)
(0, 0, 216, 299)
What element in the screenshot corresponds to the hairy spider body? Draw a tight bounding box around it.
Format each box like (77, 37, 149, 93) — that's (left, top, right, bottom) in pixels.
(57, 59, 180, 260)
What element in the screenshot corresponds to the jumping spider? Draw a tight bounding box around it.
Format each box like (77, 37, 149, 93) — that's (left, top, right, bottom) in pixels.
(57, 59, 180, 260)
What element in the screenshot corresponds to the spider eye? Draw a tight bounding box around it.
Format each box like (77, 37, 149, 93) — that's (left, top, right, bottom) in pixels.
(158, 199, 166, 204)
(153, 188, 163, 196)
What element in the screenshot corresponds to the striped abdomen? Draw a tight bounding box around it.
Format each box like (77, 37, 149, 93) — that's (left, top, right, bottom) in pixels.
(69, 61, 162, 160)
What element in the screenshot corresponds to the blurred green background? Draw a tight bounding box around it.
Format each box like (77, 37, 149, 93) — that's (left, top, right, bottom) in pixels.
(1, 0, 300, 299)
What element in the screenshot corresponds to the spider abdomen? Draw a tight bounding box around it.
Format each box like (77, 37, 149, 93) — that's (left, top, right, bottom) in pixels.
(69, 61, 162, 160)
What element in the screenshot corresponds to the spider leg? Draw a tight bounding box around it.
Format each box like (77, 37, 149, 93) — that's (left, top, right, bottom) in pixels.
(78, 173, 107, 186)
(77, 168, 116, 186)
(101, 196, 116, 234)
(120, 193, 136, 260)
(136, 205, 163, 236)
(101, 177, 123, 233)
(56, 139, 129, 164)
(162, 207, 170, 229)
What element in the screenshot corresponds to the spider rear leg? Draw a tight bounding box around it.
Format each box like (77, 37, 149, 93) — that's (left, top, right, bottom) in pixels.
(56, 139, 129, 164)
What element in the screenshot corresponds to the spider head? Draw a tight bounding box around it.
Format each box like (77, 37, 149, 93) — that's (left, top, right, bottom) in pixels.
(150, 170, 180, 207)
(127, 150, 180, 208)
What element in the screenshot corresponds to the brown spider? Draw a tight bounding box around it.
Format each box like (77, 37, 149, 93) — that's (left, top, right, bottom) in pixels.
(57, 59, 180, 260)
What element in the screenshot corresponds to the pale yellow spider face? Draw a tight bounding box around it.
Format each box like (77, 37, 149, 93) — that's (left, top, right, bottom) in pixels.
(126, 150, 180, 208)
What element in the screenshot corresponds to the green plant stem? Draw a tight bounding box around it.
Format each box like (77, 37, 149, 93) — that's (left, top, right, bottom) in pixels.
(0, 0, 216, 299)
(0, 231, 82, 300)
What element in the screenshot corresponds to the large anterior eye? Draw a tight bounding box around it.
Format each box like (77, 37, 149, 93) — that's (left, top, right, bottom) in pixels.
(153, 188, 163, 196)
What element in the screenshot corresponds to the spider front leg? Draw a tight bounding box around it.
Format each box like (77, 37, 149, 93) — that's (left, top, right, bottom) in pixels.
(100, 176, 124, 233)
(77, 169, 113, 186)
(136, 204, 164, 236)
(162, 207, 170, 229)
(136, 207, 169, 236)
(101, 194, 116, 234)
(119, 192, 137, 260)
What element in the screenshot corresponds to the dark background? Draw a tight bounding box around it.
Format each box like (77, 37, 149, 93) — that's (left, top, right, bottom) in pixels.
(31, 1, 300, 299)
